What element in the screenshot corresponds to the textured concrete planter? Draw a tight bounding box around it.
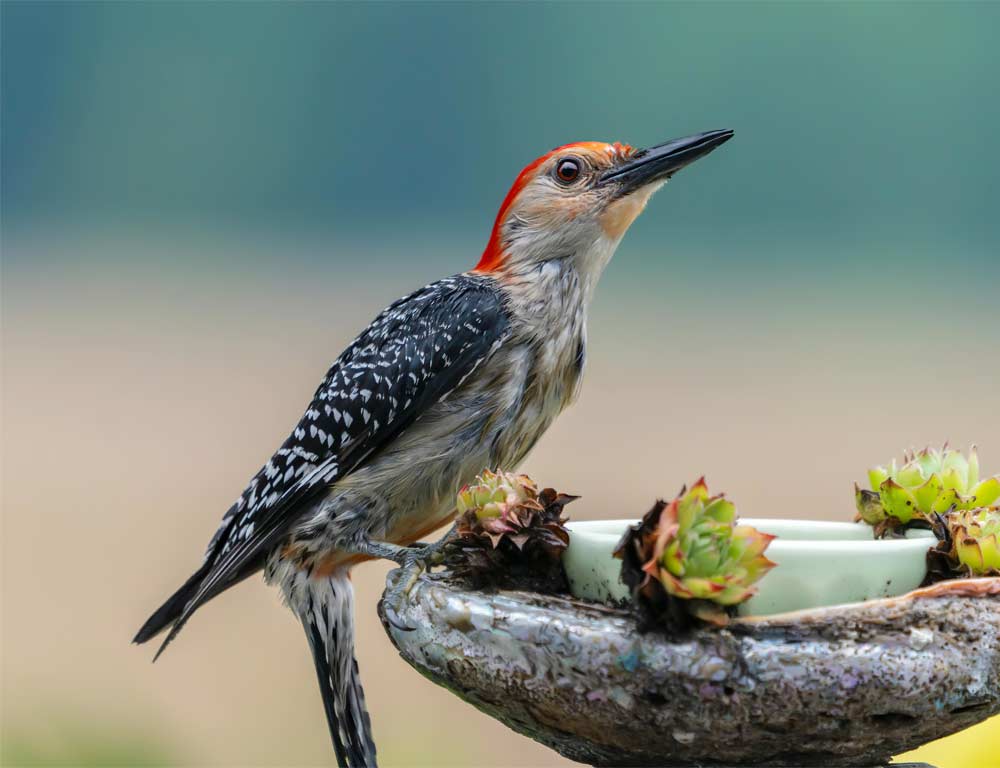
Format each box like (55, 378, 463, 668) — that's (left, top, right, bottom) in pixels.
(380, 572, 1000, 767)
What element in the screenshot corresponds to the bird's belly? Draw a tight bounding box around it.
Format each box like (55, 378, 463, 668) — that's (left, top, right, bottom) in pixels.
(296, 400, 496, 573)
(294, 342, 580, 574)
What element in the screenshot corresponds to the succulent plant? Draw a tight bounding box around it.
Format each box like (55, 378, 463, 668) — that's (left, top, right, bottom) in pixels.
(926, 506, 1000, 579)
(456, 470, 542, 543)
(447, 469, 576, 591)
(952, 508, 1000, 575)
(615, 478, 776, 627)
(455, 470, 571, 550)
(855, 446, 1000, 535)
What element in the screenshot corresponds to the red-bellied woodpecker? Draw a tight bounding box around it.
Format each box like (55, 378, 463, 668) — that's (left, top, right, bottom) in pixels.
(134, 129, 733, 767)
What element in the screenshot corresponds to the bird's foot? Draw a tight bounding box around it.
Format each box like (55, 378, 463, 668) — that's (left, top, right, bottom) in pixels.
(358, 528, 460, 632)
(407, 522, 459, 568)
(381, 600, 414, 633)
(381, 530, 461, 632)
(381, 553, 425, 632)
(403, 535, 452, 570)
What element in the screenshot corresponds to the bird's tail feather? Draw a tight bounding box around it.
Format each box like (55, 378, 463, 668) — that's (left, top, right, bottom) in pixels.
(133, 559, 213, 645)
(286, 569, 377, 768)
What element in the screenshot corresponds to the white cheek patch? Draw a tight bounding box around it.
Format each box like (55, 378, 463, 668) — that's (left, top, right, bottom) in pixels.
(515, 180, 592, 227)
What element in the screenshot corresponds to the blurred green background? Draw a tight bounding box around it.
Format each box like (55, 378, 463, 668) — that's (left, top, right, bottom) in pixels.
(2, 2, 998, 766)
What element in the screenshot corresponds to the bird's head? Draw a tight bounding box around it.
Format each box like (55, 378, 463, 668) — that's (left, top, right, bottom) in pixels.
(474, 130, 733, 279)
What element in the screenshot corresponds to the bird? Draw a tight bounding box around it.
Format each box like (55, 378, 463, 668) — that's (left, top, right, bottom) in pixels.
(134, 129, 734, 767)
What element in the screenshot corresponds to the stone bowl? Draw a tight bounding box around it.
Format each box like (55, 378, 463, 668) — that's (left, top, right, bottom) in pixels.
(380, 572, 1000, 767)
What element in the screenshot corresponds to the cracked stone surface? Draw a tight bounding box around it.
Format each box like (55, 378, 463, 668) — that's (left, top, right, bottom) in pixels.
(380, 573, 999, 767)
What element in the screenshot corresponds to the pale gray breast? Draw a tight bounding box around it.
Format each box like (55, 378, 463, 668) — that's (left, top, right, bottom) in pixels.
(486, 325, 586, 471)
(313, 345, 535, 543)
(304, 266, 589, 547)
(351, 329, 581, 538)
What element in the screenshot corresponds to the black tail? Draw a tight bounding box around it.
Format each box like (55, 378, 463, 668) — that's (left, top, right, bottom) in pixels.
(290, 571, 377, 768)
(133, 560, 213, 645)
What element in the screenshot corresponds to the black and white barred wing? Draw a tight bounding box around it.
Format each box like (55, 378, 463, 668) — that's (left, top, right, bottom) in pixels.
(138, 274, 510, 654)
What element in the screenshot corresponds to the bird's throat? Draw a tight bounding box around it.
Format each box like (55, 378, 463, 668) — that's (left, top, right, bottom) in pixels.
(598, 182, 663, 240)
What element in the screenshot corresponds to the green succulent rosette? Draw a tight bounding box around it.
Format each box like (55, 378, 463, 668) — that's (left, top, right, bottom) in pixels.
(950, 507, 1000, 576)
(855, 446, 1000, 534)
(449, 469, 575, 591)
(457, 469, 539, 522)
(927, 506, 1000, 581)
(616, 478, 776, 627)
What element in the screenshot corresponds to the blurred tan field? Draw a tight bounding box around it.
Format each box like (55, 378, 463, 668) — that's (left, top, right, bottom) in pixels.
(3, 230, 998, 767)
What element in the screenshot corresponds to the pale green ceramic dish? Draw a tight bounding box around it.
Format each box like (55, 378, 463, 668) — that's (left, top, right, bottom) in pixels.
(562, 518, 936, 616)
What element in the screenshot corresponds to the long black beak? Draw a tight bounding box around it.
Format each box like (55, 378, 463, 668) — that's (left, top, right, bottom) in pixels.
(600, 129, 734, 194)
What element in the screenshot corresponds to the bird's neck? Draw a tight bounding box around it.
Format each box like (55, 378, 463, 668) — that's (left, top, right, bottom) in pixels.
(494, 231, 619, 312)
(497, 256, 589, 340)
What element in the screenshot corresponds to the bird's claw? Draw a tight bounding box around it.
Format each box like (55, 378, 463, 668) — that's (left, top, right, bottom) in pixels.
(402, 531, 455, 570)
(381, 601, 415, 633)
(381, 561, 422, 632)
(380, 532, 458, 632)
(397, 552, 425, 592)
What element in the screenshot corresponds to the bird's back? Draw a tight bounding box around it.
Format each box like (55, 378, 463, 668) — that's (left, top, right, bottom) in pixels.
(273, 261, 593, 576)
(135, 273, 513, 649)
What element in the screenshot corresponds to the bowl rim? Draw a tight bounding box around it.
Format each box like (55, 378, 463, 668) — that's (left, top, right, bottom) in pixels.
(565, 517, 936, 551)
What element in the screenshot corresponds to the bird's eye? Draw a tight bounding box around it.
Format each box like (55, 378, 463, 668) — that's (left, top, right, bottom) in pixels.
(555, 157, 581, 184)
